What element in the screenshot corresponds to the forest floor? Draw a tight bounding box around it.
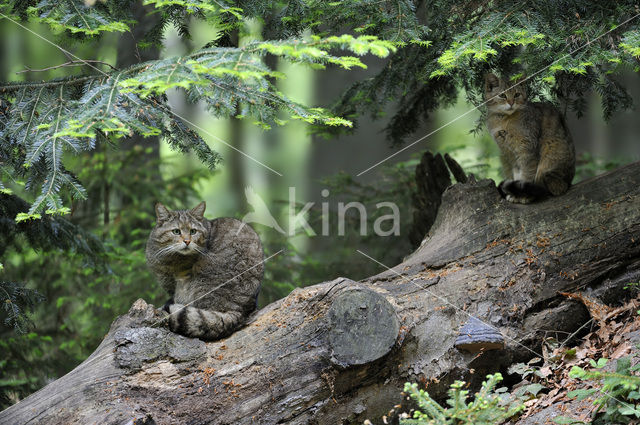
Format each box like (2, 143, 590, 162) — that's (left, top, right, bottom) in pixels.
(512, 291, 640, 425)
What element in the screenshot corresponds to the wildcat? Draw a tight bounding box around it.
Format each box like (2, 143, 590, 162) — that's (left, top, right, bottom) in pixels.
(145, 202, 263, 340)
(484, 73, 575, 203)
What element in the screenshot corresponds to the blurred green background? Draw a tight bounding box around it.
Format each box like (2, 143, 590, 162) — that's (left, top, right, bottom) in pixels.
(1, 15, 639, 409)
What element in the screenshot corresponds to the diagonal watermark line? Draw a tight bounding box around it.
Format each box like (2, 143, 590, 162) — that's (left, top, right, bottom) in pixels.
(49, 249, 285, 372)
(151, 249, 284, 328)
(55, 248, 284, 372)
(356, 249, 544, 359)
(357, 11, 640, 177)
(357, 110, 480, 176)
(0, 248, 285, 399)
(0, 12, 283, 177)
(356, 248, 639, 412)
(4, 248, 284, 399)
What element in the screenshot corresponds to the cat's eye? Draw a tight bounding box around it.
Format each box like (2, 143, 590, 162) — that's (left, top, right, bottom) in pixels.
(499, 93, 507, 98)
(172, 229, 181, 235)
(514, 93, 521, 98)
(190, 229, 197, 235)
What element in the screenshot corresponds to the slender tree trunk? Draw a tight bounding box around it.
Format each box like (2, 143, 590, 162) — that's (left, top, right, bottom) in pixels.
(116, 3, 161, 162)
(229, 113, 248, 213)
(228, 29, 248, 213)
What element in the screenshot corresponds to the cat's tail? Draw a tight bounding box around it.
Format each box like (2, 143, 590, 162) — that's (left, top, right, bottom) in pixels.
(166, 303, 244, 341)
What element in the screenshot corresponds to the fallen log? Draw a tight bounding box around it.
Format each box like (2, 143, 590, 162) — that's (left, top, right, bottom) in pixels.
(2, 161, 640, 425)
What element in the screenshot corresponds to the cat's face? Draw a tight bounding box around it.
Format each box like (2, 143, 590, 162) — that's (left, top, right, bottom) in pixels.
(484, 73, 527, 115)
(149, 202, 209, 257)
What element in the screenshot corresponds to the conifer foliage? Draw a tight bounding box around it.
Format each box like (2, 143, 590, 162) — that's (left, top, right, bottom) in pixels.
(0, 0, 401, 332)
(0, 1, 396, 217)
(1, 1, 639, 329)
(328, 1, 640, 145)
(0, 192, 104, 332)
(5, 1, 636, 214)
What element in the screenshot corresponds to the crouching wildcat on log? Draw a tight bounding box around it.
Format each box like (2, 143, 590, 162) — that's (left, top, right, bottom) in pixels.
(146, 202, 263, 341)
(484, 73, 575, 203)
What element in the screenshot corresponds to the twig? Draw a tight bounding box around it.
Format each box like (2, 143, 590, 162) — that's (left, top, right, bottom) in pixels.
(559, 318, 594, 349)
(16, 60, 118, 74)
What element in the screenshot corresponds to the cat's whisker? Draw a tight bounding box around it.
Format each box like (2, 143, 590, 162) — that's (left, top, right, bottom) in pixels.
(154, 245, 174, 256)
(192, 246, 205, 255)
(169, 244, 183, 253)
(153, 243, 184, 259)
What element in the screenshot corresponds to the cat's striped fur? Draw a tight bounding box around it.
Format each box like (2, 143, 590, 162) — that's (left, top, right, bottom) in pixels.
(146, 202, 263, 340)
(484, 73, 575, 203)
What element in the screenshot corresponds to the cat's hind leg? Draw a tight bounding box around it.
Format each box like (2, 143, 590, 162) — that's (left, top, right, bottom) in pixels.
(536, 135, 574, 196)
(539, 171, 571, 196)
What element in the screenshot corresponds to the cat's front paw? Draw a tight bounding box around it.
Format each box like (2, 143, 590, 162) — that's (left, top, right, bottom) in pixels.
(505, 194, 534, 204)
(497, 179, 513, 198)
(499, 180, 534, 203)
(500, 179, 549, 203)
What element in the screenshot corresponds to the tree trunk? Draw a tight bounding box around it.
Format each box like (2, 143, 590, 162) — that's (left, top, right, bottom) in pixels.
(3, 162, 640, 425)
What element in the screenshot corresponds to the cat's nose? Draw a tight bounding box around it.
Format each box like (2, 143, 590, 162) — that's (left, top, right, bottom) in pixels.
(184, 240, 191, 246)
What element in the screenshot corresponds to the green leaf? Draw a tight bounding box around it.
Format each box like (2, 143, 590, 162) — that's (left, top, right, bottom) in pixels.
(618, 404, 640, 417)
(1, 74, 220, 213)
(143, 0, 243, 19)
(523, 383, 545, 396)
(72, 74, 164, 138)
(620, 31, 640, 58)
(594, 358, 608, 369)
(567, 388, 597, 401)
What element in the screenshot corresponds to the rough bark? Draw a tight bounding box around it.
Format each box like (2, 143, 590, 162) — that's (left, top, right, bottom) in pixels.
(3, 162, 640, 425)
(409, 152, 452, 248)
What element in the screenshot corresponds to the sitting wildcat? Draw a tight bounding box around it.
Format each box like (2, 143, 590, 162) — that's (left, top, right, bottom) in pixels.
(145, 202, 263, 340)
(484, 73, 575, 203)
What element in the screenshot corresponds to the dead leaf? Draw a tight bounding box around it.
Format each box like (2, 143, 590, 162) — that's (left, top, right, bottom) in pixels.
(611, 341, 632, 359)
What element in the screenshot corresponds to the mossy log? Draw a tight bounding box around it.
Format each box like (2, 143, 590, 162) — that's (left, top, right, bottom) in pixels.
(2, 162, 640, 425)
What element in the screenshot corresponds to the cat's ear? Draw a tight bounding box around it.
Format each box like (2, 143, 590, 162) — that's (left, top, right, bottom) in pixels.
(190, 201, 206, 218)
(484, 73, 500, 91)
(155, 203, 171, 223)
(514, 75, 528, 89)
(512, 75, 528, 95)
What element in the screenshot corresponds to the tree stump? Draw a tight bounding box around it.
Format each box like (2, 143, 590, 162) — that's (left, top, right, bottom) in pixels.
(327, 286, 399, 367)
